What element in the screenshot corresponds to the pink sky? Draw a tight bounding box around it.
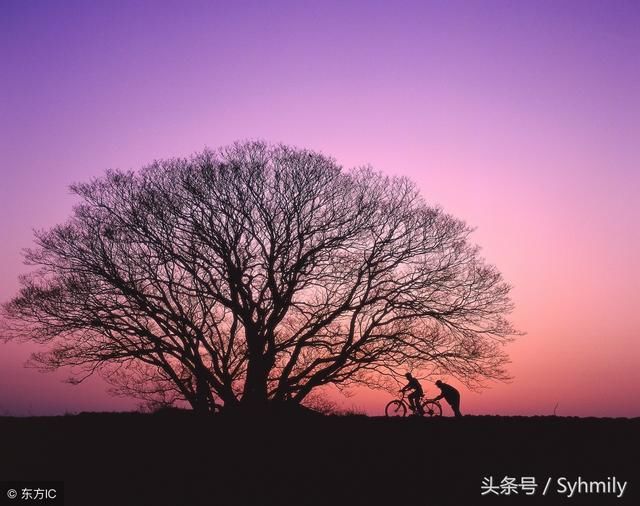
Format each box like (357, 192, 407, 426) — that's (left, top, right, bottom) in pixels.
(1, 1, 639, 416)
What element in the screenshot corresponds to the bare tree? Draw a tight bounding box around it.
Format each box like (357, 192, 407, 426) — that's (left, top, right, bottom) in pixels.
(2, 141, 518, 412)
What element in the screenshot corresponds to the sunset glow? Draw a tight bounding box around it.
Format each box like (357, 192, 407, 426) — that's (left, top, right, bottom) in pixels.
(1, 0, 638, 417)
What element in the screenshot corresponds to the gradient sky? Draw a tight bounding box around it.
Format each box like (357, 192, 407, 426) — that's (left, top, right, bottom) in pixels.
(1, 0, 639, 417)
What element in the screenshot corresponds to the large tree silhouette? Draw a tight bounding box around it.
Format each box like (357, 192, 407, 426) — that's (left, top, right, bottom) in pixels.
(2, 141, 517, 412)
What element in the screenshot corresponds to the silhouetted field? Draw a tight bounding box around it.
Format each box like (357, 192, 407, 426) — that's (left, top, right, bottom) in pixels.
(1, 412, 637, 505)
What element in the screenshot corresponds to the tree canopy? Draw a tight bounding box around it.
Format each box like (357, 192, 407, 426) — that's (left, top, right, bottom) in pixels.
(2, 141, 518, 412)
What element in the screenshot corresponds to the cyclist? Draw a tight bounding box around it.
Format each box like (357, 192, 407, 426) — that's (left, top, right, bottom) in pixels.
(401, 372, 424, 415)
(434, 380, 463, 417)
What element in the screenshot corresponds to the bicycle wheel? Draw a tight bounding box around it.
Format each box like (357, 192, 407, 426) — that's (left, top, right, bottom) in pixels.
(422, 400, 442, 417)
(385, 400, 407, 417)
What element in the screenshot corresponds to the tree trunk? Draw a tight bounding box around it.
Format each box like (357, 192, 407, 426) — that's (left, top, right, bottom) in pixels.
(242, 356, 270, 410)
(193, 373, 212, 413)
(240, 324, 273, 412)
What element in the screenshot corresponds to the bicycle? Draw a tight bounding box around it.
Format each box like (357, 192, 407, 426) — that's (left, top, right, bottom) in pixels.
(385, 391, 442, 417)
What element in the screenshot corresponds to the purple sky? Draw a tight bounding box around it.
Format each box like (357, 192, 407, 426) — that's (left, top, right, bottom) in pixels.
(1, 0, 639, 416)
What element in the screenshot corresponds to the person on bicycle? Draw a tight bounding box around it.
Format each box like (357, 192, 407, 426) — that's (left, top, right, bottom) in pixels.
(434, 380, 462, 417)
(401, 373, 424, 415)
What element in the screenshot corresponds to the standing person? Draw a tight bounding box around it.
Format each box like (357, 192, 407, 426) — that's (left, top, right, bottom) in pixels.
(401, 373, 424, 415)
(434, 380, 463, 417)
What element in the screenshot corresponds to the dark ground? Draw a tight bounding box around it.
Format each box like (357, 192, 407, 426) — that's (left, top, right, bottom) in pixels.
(1, 412, 638, 506)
